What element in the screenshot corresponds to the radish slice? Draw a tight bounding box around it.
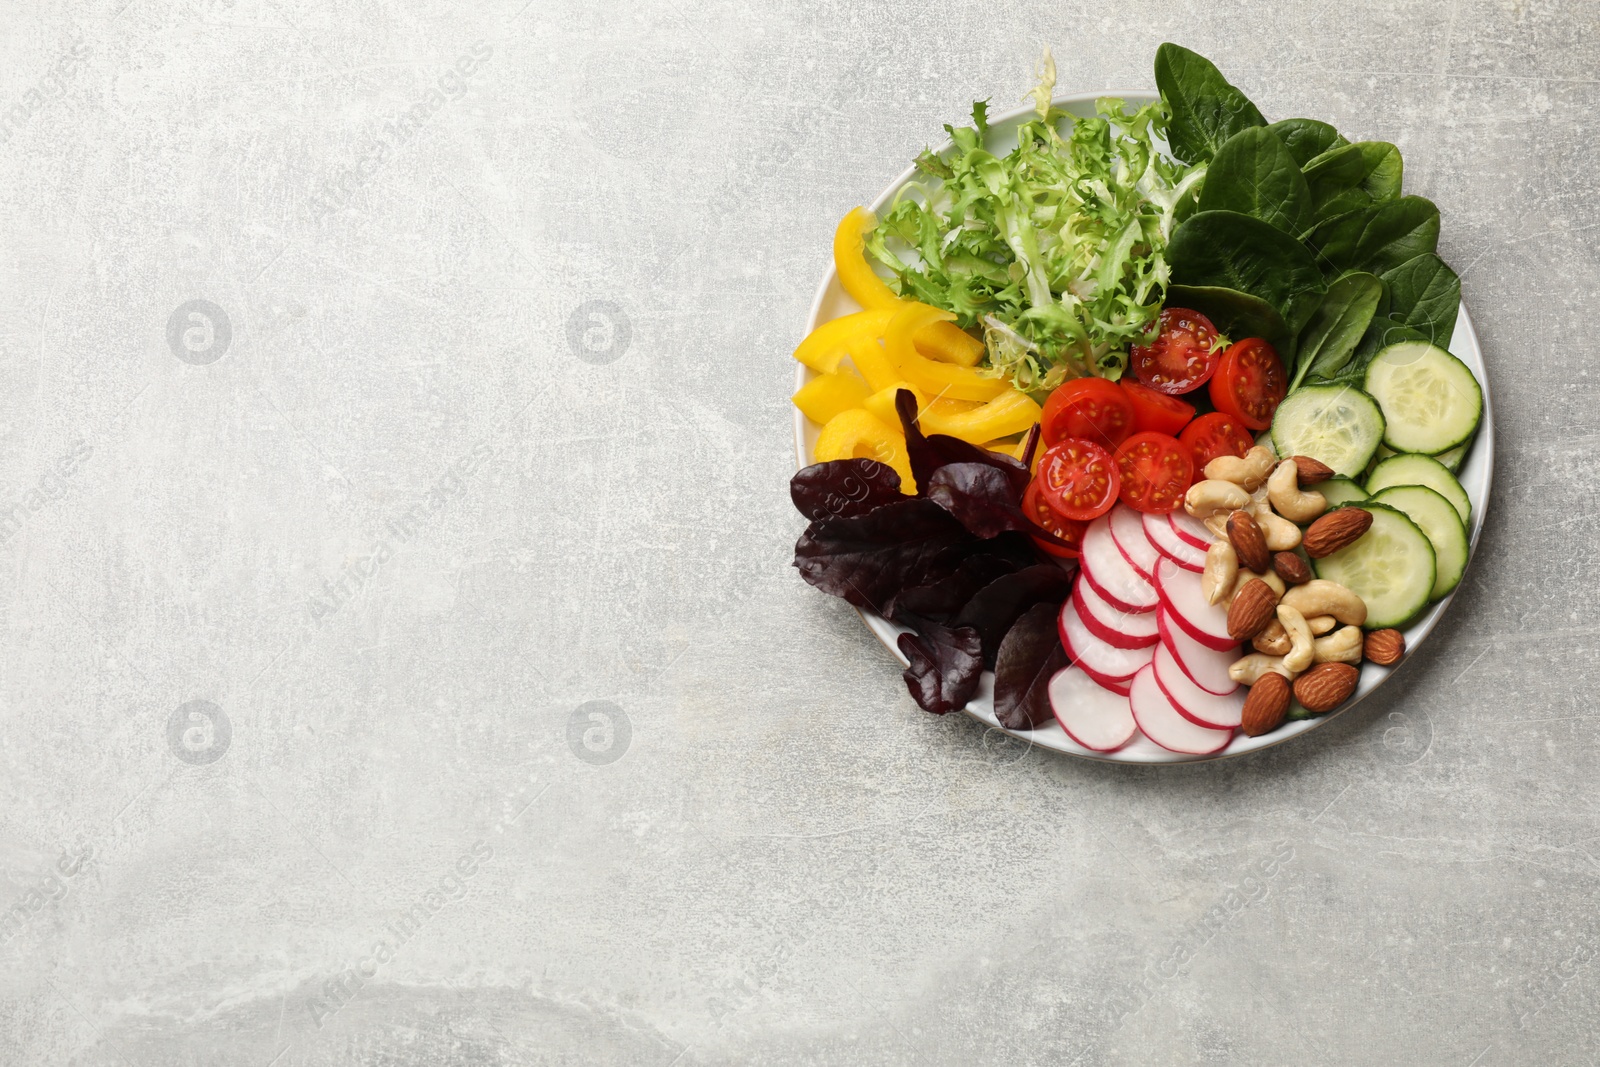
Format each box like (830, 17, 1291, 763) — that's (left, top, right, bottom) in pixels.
(1128, 664, 1233, 755)
(1153, 558, 1235, 652)
(1144, 513, 1207, 572)
(1050, 666, 1137, 752)
(1059, 598, 1155, 685)
(1153, 644, 1245, 729)
(1072, 573, 1159, 649)
(1167, 510, 1213, 550)
(1157, 610, 1239, 695)
(1080, 517, 1159, 614)
(1109, 506, 1160, 580)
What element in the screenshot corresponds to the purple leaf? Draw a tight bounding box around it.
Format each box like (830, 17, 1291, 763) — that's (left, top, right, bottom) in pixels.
(925, 462, 1031, 539)
(886, 554, 1020, 624)
(793, 498, 973, 613)
(790, 458, 904, 521)
(893, 389, 1032, 499)
(954, 564, 1075, 666)
(897, 622, 983, 715)
(993, 601, 1069, 731)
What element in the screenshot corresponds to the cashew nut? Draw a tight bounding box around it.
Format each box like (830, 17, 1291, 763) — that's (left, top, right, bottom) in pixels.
(1278, 603, 1314, 673)
(1266, 460, 1327, 524)
(1249, 499, 1303, 551)
(1252, 618, 1291, 655)
(1204, 446, 1277, 492)
(1185, 479, 1251, 519)
(1281, 579, 1368, 627)
(1226, 567, 1286, 606)
(1202, 540, 1238, 606)
(1306, 614, 1338, 636)
(1204, 512, 1230, 540)
(1313, 625, 1364, 665)
(1229, 653, 1294, 685)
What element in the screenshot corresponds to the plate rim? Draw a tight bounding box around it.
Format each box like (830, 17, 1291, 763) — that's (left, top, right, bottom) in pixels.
(791, 89, 1494, 764)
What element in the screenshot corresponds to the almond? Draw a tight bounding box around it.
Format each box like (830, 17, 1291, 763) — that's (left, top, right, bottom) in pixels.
(1292, 455, 1334, 485)
(1293, 661, 1359, 712)
(1226, 578, 1278, 642)
(1240, 673, 1291, 736)
(1226, 510, 1270, 573)
(1303, 507, 1373, 558)
(1272, 551, 1312, 585)
(1364, 628, 1405, 667)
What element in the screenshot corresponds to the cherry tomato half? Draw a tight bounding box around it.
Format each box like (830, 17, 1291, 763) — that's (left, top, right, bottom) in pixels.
(1023, 480, 1088, 558)
(1036, 438, 1120, 522)
(1130, 307, 1221, 395)
(1209, 337, 1288, 431)
(1119, 378, 1195, 436)
(1178, 412, 1254, 472)
(1040, 377, 1135, 450)
(1114, 432, 1195, 514)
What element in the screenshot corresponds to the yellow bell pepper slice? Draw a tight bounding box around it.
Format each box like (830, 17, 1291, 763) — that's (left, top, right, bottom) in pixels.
(914, 320, 985, 367)
(885, 302, 1010, 402)
(793, 371, 871, 426)
(920, 388, 1042, 443)
(861, 381, 927, 427)
(833, 207, 903, 310)
(846, 335, 906, 394)
(814, 408, 915, 493)
(793, 308, 895, 374)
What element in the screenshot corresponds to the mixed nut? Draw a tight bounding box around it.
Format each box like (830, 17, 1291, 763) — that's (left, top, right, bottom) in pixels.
(1183, 446, 1406, 737)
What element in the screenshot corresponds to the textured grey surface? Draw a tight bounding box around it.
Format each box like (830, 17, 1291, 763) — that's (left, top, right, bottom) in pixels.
(0, 0, 1595, 1064)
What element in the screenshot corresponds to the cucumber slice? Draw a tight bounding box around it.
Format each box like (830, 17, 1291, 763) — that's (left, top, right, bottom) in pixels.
(1434, 440, 1470, 472)
(1363, 342, 1484, 454)
(1365, 453, 1470, 525)
(1370, 485, 1469, 599)
(1311, 502, 1436, 629)
(1270, 385, 1386, 478)
(1318, 476, 1369, 510)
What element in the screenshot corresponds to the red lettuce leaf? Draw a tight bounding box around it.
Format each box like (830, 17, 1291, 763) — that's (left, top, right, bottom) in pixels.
(886, 554, 1020, 624)
(893, 389, 1032, 499)
(993, 601, 1069, 731)
(790, 458, 904, 521)
(793, 498, 973, 613)
(954, 563, 1074, 667)
(897, 621, 983, 715)
(925, 462, 1032, 539)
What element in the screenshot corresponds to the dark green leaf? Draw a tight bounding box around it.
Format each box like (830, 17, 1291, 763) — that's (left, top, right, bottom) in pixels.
(1308, 196, 1440, 277)
(1380, 253, 1460, 347)
(1309, 319, 1431, 387)
(1290, 271, 1383, 390)
(1266, 118, 1347, 166)
(1302, 141, 1403, 222)
(1168, 210, 1328, 336)
(1166, 284, 1288, 348)
(1197, 127, 1313, 236)
(1154, 43, 1266, 164)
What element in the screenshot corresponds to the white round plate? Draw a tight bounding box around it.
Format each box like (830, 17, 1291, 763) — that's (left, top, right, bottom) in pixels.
(793, 90, 1493, 763)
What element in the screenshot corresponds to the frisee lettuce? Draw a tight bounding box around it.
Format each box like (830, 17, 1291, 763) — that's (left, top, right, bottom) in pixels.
(864, 52, 1203, 391)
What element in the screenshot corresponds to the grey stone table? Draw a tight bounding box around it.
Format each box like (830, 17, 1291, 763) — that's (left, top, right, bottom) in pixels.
(0, 1, 1594, 1064)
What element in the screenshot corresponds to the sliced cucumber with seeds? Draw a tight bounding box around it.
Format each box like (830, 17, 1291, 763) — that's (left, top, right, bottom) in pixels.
(1270, 385, 1386, 478)
(1364, 342, 1483, 454)
(1311, 503, 1436, 629)
(1434, 439, 1470, 472)
(1317, 476, 1369, 510)
(1365, 453, 1470, 525)
(1371, 485, 1469, 600)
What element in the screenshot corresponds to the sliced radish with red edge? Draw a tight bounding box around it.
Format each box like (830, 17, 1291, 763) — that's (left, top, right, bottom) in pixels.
(1049, 666, 1137, 752)
(1058, 598, 1154, 686)
(1157, 610, 1240, 696)
(1167, 510, 1212, 550)
(1128, 664, 1233, 755)
(1072, 573, 1158, 650)
(1144, 513, 1207, 572)
(1079, 517, 1159, 614)
(1109, 505, 1160, 581)
(1153, 558, 1235, 652)
(1153, 644, 1245, 729)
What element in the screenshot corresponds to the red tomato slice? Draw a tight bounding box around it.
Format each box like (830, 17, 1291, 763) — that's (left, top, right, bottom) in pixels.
(1178, 412, 1254, 472)
(1209, 337, 1288, 431)
(1130, 307, 1221, 395)
(1023, 480, 1088, 558)
(1119, 378, 1195, 436)
(1113, 432, 1195, 514)
(1040, 377, 1135, 450)
(1036, 438, 1120, 522)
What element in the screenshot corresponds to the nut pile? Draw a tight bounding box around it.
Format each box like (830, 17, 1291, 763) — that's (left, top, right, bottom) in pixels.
(1183, 446, 1406, 737)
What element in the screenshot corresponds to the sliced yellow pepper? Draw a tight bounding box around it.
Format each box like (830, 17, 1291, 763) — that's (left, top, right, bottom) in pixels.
(914, 320, 985, 367)
(793, 371, 871, 426)
(885, 302, 1010, 402)
(833, 207, 903, 310)
(861, 380, 927, 427)
(793, 307, 896, 374)
(844, 334, 902, 393)
(814, 408, 915, 493)
(920, 388, 1042, 443)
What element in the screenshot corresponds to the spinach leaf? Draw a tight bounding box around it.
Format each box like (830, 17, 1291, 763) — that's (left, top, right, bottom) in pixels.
(1197, 127, 1313, 236)
(1169, 210, 1328, 336)
(1309, 319, 1430, 388)
(1165, 284, 1288, 348)
(1380, 252, 1460, 347)
(1302, 141, 1403, 222)
(1290, 271, 1383, 390)
(1266, 118, 1348, 166)
(1154, 43, 1266, 164)
(1307, 195, 1440, 277)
